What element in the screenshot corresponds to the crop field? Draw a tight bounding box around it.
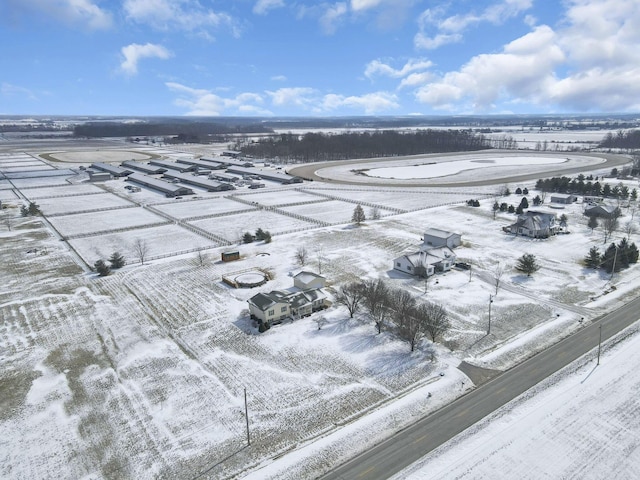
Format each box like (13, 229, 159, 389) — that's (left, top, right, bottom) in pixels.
(36, 193, 136, 216)
(20, 183, 105, 199)
(279, 199, 393, 224)
(233, 188, 323, 206)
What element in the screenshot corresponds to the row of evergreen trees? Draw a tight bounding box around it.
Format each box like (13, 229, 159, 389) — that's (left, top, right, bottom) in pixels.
(584, 239, 639, 272)
(94, 252, 125, 276)
(535, 175, 638, 200)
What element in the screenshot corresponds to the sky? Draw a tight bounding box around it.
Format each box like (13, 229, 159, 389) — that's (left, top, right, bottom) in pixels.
(1, 0, 639, 117)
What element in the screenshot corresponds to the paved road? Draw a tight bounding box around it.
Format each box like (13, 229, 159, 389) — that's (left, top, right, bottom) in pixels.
(289, 151, 630, 188)
(320, 296, 640, 480)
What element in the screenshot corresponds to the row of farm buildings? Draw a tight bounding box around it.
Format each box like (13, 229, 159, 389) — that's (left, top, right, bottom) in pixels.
(88, 156, 303, 197)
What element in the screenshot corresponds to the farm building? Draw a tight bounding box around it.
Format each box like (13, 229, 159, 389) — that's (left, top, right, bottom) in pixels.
(422, 228, 462, 249)
(550, 193, 577, 204)
(225, 166, 303, 184)
(222, 150, 242, 158)
(293, 271, 326, 290)
(149, 160, 197, 173)
(126, 173, 194, 197)
(221, 250, 240, 262)
(209, 172, 240, 183)
(121, 160, 167, 175)
(583, 204, 620, 218)
(504, 210, 559, 238)
(87, 170, 111, 182)
(90, 162, 133, 177)
(220, 158, 255, 168)
(197, 157, 227, 169)
(176, 158, 225, 171)
(161, 171, 235, 192)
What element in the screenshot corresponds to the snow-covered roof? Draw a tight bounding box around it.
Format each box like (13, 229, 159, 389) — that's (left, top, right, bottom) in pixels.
(423, 228, 458, 239)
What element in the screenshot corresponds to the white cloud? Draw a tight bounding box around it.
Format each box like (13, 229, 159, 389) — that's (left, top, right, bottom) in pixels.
(120, 43, 172, 76)
(415, 0, 533, 50)
(6, 0, 112, 30)
(267, 87, 319, 107)
(253, 0, 285, 15)
(321, 91, 399, 114)
(319, 2, 348, 34)
(364, 58, 433, 79)
(398, 72, 433, 89)
(166, 82, 272, 116)
(1, 82, 37, 100)
(271, 75, 287, 82)
(123, 0, 238, 36)
(350, 0, 383, 12)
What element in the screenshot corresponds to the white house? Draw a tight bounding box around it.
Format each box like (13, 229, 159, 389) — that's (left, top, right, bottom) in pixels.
(248, 287, 328, 326)
(504, 210, 559, 238)
(393, 247, 456, 277)
(422, 228, 462, 249)
(247, 292, 291, 324)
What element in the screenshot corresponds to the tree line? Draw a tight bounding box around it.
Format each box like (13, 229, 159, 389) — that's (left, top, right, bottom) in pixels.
(238, 129, 492, 162)
(599, 130, 640, 149)
(535, 175, 638, 200)
(73, 121, 272, 138)
(335, 279, 450, 352)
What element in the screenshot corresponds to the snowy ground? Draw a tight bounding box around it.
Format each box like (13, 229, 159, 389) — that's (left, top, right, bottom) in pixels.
(1, 141, 639, 480)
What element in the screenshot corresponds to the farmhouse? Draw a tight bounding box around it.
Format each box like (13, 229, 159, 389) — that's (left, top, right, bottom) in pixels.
(394, 247, 456, 277)
(126, 173, 194, 197)
(248, 288, 328, 324)
(422, 228, 462, 249)
(90, 162, 133, 177)
(505, 210, 559, 238)
(550, 193, 577, 204)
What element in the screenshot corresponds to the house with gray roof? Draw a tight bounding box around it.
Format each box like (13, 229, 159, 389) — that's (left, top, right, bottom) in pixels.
(422, 228, 462, 249)
(504, 210, 559, 238)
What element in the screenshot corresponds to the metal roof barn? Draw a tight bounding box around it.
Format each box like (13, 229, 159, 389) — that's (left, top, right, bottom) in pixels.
(176, 158, 225, 170)
(120, 160, 167, 175)
(90, 162, 133, 177)
(149, 160, 197, 172)
(126, 173, 195, 197)
(161, 171, 236, 192)
(225, 166, 303, 184)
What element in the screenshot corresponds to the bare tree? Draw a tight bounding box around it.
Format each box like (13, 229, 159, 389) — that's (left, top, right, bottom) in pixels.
(420, 302, 450, 343)
(361, 279, 390, 334)
(294, 246, 308, 266)
(624, 221, 636, 240)
(132, 238, 149, 265)
(387, 288, 416, 330)
(3, 217, 11, 231)
(492, 263, 505, 296)
(400, 305, 423, 352)
(603, 216, 619, 243)
(370, 207, 381, 220)
(335, 282, 366, 318)
(314, 315, 328, 330)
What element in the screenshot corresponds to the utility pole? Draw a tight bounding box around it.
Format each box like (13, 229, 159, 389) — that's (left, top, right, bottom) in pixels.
(487, 294, 494, 334)
(611, 245, 618, 281)
(244, 387, 251, 446)
(597, 325, 602, 366)
(469, 263, 472, 282)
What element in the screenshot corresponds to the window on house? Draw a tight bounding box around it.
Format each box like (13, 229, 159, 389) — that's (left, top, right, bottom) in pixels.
(408, 266, 412, 271)
(268, 309, 274, 316)
(281, 306, 287, 312)
(396, 262, 401, 267)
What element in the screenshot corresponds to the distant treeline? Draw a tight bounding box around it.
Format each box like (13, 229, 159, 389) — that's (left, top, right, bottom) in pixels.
(238, 130, 492, 162)
(73, 122, 273, 138)
(535, 175, 637, 199)
(599, 129, 640, 149)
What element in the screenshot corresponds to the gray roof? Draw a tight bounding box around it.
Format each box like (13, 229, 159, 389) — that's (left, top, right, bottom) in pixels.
(90, 162, 133, 176)
(225, 166, 303, 184)
(423, 228, 458, 239)
(121, 160, 167, 174)
(126, 173, 194, 195)
(149, 160, 196, 172)
(161, 171, 235, 191)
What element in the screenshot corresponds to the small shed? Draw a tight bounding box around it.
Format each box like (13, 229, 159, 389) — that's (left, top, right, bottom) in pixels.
(87, 170, 111, 182)
(221, 250, 240, 262)
(293, 271, 326, 290)
(550, 193, 577, 204)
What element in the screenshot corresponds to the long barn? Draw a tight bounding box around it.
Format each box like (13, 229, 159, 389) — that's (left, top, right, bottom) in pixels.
(225, 166, 303, 184)
(126, 173, 194, 197)
(149, 159, 197, 172)
(161, 171, 235, 192)
(121, 160, 167, 175)
(90, 162, 133, 177)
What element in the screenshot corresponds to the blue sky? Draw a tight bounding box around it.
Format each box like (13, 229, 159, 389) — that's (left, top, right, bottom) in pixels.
(1, 0, 639, 116)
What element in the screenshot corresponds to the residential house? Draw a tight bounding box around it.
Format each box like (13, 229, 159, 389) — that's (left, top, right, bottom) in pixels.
(393, 247, 456, 277)
(550, 193, 577, 204)
(247, 292, 291, 324)
(505, 210, 559, 238)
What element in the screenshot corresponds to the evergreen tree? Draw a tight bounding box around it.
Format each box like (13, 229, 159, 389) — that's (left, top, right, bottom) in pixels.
(588, 215, 599, 232)
(516, 253, 540, 276)
(109, 252, 126, 269)
(584, 246, 600, 269)
(255, 228, 266, 240)
(94, 259, 111, 277)
(352, 204, 366, 225)
(27, 202, 40, 215)
(516, 204, 524, 214)
(492, 201, 500, 219)
(532, 195, 541, 206)
(559, 213, 568, 228)
(515, 187, 522, 194)
(601, 243, 619, 273)
(523, 187, 529, 195)
(500, 202, 508, 212)
(243, 232, 255, 243)
(508, 205, 515, 213)
(262, 231, 272, 243)
(519, 197, 529, 209)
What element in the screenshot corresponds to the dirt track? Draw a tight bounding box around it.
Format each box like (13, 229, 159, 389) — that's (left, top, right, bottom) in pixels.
(288, 151, 631, 187)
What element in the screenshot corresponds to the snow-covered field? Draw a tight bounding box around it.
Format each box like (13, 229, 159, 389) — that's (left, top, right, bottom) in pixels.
(1, 143, 639, 480)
